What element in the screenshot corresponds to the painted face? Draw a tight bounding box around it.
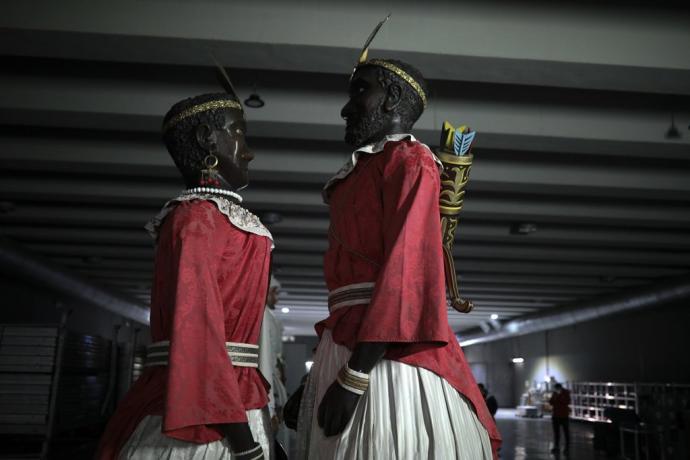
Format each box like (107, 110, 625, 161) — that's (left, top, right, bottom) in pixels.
(214, 109, 254, 191)
(340, 66, 388, 148)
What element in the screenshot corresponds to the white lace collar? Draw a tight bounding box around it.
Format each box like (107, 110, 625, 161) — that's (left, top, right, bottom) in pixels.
(145, 193, 274, 249)
(353, 133, 418, 157)
(322, 133, 441, 203)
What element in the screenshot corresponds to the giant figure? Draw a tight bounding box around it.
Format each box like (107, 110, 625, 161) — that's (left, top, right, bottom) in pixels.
(97, 91, 274, 460)
(296, 21, 501, 460)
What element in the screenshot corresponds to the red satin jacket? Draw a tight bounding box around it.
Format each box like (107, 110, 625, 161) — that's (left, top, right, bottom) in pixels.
(97, 200, 272, 459)
(317, 138, 502, 457)
(549, 389, 571, 418)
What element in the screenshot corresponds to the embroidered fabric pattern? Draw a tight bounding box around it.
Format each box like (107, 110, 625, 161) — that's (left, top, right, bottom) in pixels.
(145, 193, 273, 245)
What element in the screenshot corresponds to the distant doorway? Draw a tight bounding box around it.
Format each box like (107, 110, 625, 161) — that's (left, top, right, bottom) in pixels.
(470, 362, 488, 386)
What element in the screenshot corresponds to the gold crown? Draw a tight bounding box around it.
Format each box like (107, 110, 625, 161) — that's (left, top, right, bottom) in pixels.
(359, 59, 427, 108)
(351, 15, 427, 109)
(162, 99, 242, 132)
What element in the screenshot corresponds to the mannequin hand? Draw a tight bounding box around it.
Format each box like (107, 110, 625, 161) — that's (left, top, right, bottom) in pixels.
(220, 422, 257, 454)
(317, 380, 361, 436)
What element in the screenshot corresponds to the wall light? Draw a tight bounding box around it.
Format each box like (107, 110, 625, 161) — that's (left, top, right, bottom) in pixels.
(305, 360, 314, 372)
(490, 313, 499, 320)
(510, 222, 537, 235)
(281, 307, 290, 313)
(512, 357, 525, 364)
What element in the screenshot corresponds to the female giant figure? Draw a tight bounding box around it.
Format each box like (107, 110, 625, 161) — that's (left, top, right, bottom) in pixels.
(98, 92, 273, 460)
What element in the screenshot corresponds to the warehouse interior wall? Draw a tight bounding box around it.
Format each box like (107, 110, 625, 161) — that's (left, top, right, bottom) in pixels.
(0, 274, 147, 339)
(463, 298, 690, 407)
(0, 274, 150, 401)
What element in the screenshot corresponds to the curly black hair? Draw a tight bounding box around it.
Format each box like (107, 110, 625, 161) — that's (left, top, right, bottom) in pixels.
(363, 59, 428, 129)
(162, 93, 241, 185)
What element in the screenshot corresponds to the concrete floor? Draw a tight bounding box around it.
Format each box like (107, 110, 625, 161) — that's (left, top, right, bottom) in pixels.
(496, 409, 607, 460)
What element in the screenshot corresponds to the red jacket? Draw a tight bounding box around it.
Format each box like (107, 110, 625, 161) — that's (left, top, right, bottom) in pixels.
(97, 200, 272, 458)
(318, 138, 501, 457)
(550, 389, 571, 418)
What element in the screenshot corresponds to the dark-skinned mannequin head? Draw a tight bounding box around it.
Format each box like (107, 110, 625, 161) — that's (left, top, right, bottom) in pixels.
(341, 59, 428, 149)
(162, 93, 254, 191)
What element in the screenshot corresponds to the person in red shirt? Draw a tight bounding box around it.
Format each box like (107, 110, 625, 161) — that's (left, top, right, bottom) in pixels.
(549, 383, 571, 454)
(97, 92, 274, 460)
(295, 56, 501, 459)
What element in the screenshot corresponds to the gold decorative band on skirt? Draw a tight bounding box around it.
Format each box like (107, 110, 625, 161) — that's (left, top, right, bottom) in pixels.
(328, 282, 376, 313)
(440, 205, 463, 215)
(144, 340, 260, 368)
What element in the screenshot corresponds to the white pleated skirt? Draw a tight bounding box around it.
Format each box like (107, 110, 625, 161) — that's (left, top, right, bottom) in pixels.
(296, 330, 492, 460)
(119, 408, 273, 460)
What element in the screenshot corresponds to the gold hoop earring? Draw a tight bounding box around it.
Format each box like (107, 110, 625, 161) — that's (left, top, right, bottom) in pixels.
(199, 154, 221, 186)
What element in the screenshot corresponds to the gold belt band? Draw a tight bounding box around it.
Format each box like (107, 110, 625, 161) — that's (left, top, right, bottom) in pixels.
(144, 340, 260, 368)
(328, 282, 375, 313)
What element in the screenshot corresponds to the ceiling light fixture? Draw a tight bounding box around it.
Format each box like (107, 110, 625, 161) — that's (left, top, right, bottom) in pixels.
(281, 307, 290, 313)
(512, 357, 525, 364)
(665, 112, 681, 139)
(490, 313, 499, 320)
(244, 84, 265, 108)
(510, 222, 537, 235)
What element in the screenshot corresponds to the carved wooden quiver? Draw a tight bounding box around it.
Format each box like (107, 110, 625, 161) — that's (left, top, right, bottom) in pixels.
(437, 123, 475, 313)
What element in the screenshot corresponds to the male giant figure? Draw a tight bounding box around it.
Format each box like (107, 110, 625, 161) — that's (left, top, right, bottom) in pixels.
(296, 58, 501, 459)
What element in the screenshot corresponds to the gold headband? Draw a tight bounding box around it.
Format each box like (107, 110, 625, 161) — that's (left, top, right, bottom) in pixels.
(162, 99, 243, 132)
(360, 59, 428, 108)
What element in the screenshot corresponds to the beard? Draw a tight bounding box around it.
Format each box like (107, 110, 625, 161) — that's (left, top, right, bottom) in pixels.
(344, 107, 387, 148)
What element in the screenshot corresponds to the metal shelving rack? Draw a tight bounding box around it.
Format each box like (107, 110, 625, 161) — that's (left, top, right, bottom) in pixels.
(571, 382, 638, 423)
(570, 381, 690, 424)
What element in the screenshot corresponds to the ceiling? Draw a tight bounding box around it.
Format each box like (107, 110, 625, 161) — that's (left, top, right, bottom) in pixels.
(1, 0, 689, 336)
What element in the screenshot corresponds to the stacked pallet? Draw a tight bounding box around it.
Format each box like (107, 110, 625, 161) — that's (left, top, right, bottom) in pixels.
(0, 326, 58, 436)
(0, 326, 59, 458)
(0, 325, 115, 459)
